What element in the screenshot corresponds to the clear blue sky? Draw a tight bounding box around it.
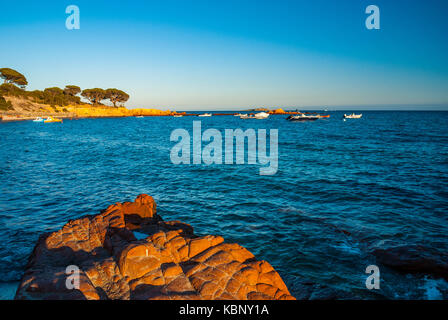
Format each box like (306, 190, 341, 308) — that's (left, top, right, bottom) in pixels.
(1, 0, 447, 110)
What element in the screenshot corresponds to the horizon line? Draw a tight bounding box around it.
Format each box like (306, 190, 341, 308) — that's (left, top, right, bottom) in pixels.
(131, 103, 448, 111)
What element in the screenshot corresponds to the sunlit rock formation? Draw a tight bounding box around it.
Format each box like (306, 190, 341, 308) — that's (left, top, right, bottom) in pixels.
(15, 194, 295, 300)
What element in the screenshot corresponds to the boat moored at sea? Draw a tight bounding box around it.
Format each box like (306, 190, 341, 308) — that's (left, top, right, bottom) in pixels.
(44, 116, 63, 123)
(198, 113, 212, 117)
(343, 113, 362, 119)
(286, 114, 319, 121)
(254, 112, 269, 119)
(240, 112, 270, 119)
(33, 117, 44, 122)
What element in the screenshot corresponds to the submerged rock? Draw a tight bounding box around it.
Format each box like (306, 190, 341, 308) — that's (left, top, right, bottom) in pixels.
(372, 245, 448, 281)
(15, 194, 294, 300)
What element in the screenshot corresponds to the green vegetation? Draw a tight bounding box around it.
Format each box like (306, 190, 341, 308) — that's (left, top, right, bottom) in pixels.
(0, 83, 26, 97)
(0, 68, 28, 88)
(81, 88, 130, 107)
(105, 88, 130, 107)
(81, 88, 106, 105)
(43, 87, 70, 107)
(64, 85, 81, 96)
(0, 68, 131, 108)
(0, 96, 13, 111)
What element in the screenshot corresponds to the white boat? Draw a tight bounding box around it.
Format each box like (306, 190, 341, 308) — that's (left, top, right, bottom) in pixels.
(135, 116, 144, 118)
(254, 112, 269, 119)
(33, 117, 44, 122)
(240, 112, 269, 119)
(287, 114, 319, 122)
(343, 113, 362, 119)
(198, 113, 212, 117)
(234, 113, 245, 117)
(173, 115, 183, 118)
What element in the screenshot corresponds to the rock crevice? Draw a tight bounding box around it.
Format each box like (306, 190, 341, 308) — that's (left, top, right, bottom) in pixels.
(15, 194, 295, 300)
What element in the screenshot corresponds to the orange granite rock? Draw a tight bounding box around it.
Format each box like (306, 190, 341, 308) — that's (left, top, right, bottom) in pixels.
(15, 194, 295, 300)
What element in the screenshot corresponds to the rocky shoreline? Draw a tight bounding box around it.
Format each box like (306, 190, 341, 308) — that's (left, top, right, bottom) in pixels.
(15, 195, 295, 300)
(0, 96, 173, 122)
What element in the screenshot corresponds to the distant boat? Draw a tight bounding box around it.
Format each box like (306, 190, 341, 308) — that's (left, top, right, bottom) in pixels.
(173, 115, 183, 118)
(44, 116, 62, 123)
(254, 112, 270, 119)
(240, 112, 269, 119)
(234, 113, 245, 117)
(33, 117, 44, 122)
(286, 114, 319, 122)
(343, 113, 362, 119)
(198, 113, 212, 117)
(135, 116, 144, 118)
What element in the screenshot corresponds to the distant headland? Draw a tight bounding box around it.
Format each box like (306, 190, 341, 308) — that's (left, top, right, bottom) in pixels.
(0, 68, 172, 121)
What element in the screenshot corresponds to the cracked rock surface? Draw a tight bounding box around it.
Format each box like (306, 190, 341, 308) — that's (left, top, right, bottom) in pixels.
(15, 194, 295, 300)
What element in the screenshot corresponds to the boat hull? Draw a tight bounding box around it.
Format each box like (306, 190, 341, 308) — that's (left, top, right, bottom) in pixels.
(288, 118, 319, 122)
(287, 115, 319, 121)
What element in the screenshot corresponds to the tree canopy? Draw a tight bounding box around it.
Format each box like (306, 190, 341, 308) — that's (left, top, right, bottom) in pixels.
(105, 88, 130, 107)
(64, 85, 81, 96)
(0, 68, 28, 88)
(0, 95, 13, 111)
(81, 88, 107, 105)
(0, 68, 131, 108)
(44, 87, 64, 96)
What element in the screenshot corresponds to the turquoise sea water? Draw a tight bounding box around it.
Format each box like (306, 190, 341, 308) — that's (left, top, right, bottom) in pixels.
(0, 111, 447, 299)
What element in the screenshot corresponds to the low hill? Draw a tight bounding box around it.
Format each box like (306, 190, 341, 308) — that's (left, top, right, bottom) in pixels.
(0, 96, 172, 121)
(0, 67, 172, 121)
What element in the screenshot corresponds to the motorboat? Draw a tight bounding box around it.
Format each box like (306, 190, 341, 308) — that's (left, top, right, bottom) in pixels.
(254, 112, 270, 119)
(33, 117, 44, 122)
(44, 116, 63, 123)
(240, 112, 270, 119)
(198, 113, 212, 117)
(234, 113, 245, 117)
(286, 114, 319, 121)
(173, 114, 183, 117)
(343, 113, 362, 119)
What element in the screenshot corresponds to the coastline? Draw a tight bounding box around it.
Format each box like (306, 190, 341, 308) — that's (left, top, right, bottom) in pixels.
(0, 104, 312, 122)
(0, 97, 173, 122)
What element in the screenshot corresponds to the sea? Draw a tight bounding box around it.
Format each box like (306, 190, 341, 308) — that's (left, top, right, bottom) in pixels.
(0, 111, 447, 299)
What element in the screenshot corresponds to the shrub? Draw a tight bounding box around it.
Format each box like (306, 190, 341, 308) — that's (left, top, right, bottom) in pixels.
(0, 95, 13, 111)
(0, 83, 27, 98)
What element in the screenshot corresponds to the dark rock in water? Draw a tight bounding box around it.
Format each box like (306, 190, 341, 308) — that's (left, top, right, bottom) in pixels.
(372, 245, 448, 281)
(293, 282, 355, 300)
(15, 194, 295, 300)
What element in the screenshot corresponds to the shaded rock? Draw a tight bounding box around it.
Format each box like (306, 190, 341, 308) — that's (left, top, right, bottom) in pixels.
(372, 245, 448, 281)
(15, 194, 294, 300)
